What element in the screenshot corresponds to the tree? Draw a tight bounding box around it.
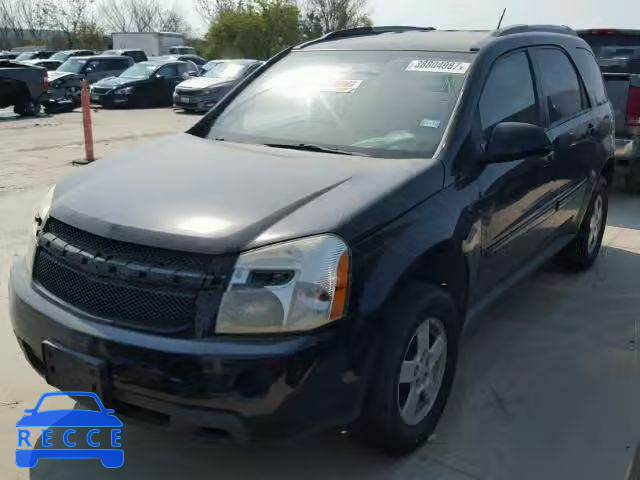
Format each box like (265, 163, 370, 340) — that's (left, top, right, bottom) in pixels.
(205, 0, 300, 60)
(49, 0, 96, 48)
(97, 0, 191, 33)
(16, 0, 49, 44)
(74, 20, 108, 50)
(99, 0, 129, 31)
(193, 0, 237, 25)
(303, 0, 371, 35)
(0, 0, 24, 49)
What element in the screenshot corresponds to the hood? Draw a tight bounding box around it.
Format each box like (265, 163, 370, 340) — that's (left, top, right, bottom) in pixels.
(94, 76, 137, 89)
(176, 76, 235, 90)
(48, 70, 78, 82)
(52, 134, 443, 254)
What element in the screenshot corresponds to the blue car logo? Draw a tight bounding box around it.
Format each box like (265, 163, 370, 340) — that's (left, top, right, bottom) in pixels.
(16, 391, 124, 468)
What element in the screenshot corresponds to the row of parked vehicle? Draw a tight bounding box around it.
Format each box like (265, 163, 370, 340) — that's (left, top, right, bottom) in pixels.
(0, 45, 264, 116)
(0, 46, 211, 114)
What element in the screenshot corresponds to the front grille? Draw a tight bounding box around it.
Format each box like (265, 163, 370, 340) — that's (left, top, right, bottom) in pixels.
(175, 88, 207, 96)
(33, 218, 235, 337)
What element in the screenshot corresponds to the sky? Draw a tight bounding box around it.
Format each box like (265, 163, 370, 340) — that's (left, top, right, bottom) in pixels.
(164, 0, 640, 34)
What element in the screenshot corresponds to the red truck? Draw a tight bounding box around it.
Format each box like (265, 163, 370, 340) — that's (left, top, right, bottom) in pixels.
(579, 29, 640, 192)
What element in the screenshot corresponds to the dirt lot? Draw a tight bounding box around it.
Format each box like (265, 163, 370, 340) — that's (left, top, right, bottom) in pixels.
(1, 107, 639, 480)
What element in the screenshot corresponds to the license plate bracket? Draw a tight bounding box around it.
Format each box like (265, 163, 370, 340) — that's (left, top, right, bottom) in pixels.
(42, 341, 111, 405)
(180, 96, 190, 103)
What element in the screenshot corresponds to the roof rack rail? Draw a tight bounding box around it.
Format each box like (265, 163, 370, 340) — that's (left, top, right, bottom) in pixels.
(494, 24, 578, 37)
(297, 26, 436, 49)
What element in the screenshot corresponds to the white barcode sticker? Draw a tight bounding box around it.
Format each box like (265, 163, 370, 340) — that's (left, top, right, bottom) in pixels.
(406, 60, 471, 74)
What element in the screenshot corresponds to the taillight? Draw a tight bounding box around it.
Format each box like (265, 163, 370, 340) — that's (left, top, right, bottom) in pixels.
(589, 29, 619, 35)
(626, 86, 640, 127)
(43, 75, 49, 90)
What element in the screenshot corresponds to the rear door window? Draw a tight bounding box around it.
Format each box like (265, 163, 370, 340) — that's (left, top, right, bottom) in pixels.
(157, 64, 180, 78)
(479, 51, 539, 131)
(573, 48, 608, 106)
(531, 48, 586, 125)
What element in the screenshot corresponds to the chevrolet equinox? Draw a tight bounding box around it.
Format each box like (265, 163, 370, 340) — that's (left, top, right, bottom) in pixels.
(9, 25, 615, 454)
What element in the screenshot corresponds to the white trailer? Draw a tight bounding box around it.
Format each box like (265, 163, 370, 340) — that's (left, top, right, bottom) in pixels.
(111, 32, 186, 57)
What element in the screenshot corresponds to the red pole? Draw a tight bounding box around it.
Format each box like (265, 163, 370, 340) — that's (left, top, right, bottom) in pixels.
(81, 79, 95, 163)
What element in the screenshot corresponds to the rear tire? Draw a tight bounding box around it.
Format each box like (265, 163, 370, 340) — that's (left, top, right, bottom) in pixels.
(356, 285, 460, 455)
(559, 176, 608, 271)
(14, 100, 41, 117)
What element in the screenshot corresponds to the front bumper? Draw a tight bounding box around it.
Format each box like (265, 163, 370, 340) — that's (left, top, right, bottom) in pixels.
(90, 91, 131, 107)
(615, 137, 640, 164)
(9, 256, 362, 441)
(173, 92, 217, 112)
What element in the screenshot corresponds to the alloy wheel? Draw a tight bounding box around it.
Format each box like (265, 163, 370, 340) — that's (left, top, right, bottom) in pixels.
(587, 193, 604, 255)
(397, 317, 448, 426)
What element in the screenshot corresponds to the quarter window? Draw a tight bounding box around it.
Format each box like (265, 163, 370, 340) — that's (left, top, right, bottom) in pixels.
(479, 51, 539, 130)
(531, 48, 586, 124)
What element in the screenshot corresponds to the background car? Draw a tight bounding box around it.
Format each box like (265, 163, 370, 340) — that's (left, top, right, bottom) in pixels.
(49, 49, 95, 64)
(578, 28, 640, 192)
(14, 50, 56, 61)
(90, 58, 199, 108)
(168, 46, 197, 55)
(19, 59, 63, 71)
(173, 59, 263, 112)
(101, 49, 148, 63)
(46, 56, 134, 112)
(0, 51, 19, 60)
(159, 54, 207, 74)
(0, 60, 48, 115)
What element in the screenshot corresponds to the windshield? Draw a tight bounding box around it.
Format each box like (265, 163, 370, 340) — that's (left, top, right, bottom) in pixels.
(204, 50, 471, 158)
(15, 52, 35, 61)
(204, 62, 247, 79)
(581, 33, 640, 74)
(58, 58, 87, 73)
(121, 62, 158, 79)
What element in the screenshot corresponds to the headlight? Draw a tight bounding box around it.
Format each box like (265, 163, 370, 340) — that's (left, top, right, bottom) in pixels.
(116, 86, 134, 95)
(216, 235, 350, 334)
(26, 185, 55, 273)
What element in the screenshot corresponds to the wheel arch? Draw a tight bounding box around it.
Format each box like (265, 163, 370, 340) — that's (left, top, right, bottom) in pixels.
(602, 156, 615, 186)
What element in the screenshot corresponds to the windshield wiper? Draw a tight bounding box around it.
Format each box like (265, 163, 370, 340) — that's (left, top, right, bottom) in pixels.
(264, 142, 363, 156)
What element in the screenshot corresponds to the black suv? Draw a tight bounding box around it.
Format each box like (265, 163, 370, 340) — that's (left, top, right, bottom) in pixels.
(9, 26, 614, 454)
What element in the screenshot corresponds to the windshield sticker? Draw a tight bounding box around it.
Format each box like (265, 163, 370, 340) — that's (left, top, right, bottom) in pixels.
(319, 79, 362, 93)
(406, 60, 470, 74)
(419, 119, 442, 129)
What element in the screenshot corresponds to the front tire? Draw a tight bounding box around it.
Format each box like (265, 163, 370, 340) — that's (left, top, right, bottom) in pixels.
(559, 176, 608, 271)
(357, 285, 460, 455)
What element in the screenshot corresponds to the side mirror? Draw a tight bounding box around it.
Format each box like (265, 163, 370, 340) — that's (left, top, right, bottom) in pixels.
(23, 409, 35, 414)
(182, 72, 195, 80)
(155, 74, 165, 81)
(485, 122, 551, 163)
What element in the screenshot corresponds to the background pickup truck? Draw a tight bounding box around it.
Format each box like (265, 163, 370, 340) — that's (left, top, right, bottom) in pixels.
(579, 29, 640, 192)
(0, 60, 48, 116)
